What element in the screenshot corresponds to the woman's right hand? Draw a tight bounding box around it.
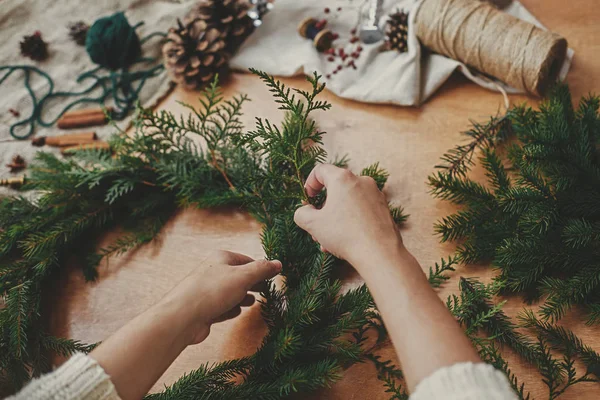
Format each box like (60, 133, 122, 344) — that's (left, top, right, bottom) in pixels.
(294, 164, 404, 271)
(296, 164, 484, 394)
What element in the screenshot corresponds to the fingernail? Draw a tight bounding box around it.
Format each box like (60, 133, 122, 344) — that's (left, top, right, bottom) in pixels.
(271, 260, 282, 272)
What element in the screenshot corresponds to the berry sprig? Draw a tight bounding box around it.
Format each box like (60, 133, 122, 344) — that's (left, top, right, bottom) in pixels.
(319, 8, 364, 79)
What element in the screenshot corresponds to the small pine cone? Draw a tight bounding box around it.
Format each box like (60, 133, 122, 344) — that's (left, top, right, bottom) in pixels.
(68, 21, 89, 46)
(20, 31, 49, 61)
(481, 0, 513, 9)
(188, 0, 255, 52)
(384, 11, 409, 53)
(162, 18, 228, 90)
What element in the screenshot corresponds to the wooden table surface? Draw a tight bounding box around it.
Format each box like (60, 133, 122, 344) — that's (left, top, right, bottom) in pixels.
(48, 1, 600, 398)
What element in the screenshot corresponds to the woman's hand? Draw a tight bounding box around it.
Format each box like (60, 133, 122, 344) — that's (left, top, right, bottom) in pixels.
(294, 164, 404, 271)
(160, 250, 282, 345)
(293, 164, 481, 392)
(91, 250, 281, 400)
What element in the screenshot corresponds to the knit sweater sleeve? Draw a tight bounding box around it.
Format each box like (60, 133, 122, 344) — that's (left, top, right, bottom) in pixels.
(7, 353, 121, 400)
(9, 355, 515, 400)
(409, 362, 518, 400)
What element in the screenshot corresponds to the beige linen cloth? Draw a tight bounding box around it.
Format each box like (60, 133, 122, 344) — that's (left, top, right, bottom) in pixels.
(230, 0, 573, 106)
(0, 0, 194, 194)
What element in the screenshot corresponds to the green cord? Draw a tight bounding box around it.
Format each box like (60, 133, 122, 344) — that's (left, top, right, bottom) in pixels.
(1, 12, 167, 140)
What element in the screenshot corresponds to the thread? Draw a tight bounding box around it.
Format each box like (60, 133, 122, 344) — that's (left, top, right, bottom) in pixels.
(298, 18, 335, 52)
(414, 0, 568, 96)
(86, 12, 141, 71)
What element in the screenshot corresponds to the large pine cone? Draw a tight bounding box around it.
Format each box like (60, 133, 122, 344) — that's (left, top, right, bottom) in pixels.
(162, 18, 227, 90)
(189, 0, 254, 52)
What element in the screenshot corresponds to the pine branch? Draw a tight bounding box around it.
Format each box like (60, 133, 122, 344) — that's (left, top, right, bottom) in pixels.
(431, 84, 600, 324)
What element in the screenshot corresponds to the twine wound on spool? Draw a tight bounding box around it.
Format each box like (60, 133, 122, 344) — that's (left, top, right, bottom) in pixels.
(415, 0, 567, 96)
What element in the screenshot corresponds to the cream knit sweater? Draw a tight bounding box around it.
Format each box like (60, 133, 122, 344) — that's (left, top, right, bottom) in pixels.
(8, 353, 517, 399)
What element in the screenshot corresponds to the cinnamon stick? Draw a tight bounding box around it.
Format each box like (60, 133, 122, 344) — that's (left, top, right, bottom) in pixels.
(42, 132, 98, 147)
(61, 107, 113, 119)
(61, 141, 111, 155)
(57, 113, 107, 129)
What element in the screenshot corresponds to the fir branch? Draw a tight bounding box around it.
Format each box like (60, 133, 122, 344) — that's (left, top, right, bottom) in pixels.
(475, 340, 531, 400)
(453, 277, 599, 399)
(519, 309, 600, 378)
(361, 162, 390, 190)
(431, 84, 600, 324)
(5, 282, 32, 360)
(365, 353, 408, 400)
(39, 335, 98, 356)
(427, 256, 458, 288)
(389, 205, 409, 225)
(435, 114, 513, 177)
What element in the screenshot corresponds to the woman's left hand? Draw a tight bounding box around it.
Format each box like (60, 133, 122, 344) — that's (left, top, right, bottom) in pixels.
(160, 250, 282, 345)
(91, 250, 281, 400)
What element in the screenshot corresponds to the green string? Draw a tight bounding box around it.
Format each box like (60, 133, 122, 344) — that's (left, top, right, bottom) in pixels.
(1, 12, 166, 140)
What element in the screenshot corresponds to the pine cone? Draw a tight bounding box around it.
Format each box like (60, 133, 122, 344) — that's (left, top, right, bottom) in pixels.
(162, 18, 227, 90)
(20, 31, 49, 61)
(68, 21, 89, 46)
(189, 0, 254, 52)
(384, 11, 409, 53)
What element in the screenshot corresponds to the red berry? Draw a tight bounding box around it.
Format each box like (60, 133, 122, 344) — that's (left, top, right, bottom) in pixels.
(341, 54, 347, 61)
(34, 31, 41, 37)
(337, 65, 343, 71)
(333, 70, 338, 74)
(351, 28, 357, 35)
(332, 33, 339, 40)
(350, 36, 359, 43)
(326, 74, 331, 79)
(357, 46, 363, 52)
(328, 56, 335, 62)
(324, 7, 330, 13)
(338, 48, 344, 56)
(351, 52, 359, 58)
(337, 7, 342, 11)
(325, 48, 334, 55)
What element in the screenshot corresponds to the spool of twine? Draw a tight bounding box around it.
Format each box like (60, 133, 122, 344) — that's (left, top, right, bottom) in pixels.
(414, 0, 568, 96)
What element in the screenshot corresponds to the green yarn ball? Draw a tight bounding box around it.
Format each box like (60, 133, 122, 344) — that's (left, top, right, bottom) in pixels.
(85, 12, 141, 71)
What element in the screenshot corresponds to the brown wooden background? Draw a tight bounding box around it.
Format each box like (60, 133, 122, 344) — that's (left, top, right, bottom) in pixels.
(48, 1, 600, 398)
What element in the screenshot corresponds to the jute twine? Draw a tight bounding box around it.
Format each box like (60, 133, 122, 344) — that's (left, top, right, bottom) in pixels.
(415, 0, 568, 96)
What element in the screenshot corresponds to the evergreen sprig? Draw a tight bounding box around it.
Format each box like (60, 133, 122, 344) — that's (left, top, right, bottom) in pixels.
(450, 277, 599, 399)
(430, 85, 600, 322)
(0, 72, 412, 398)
